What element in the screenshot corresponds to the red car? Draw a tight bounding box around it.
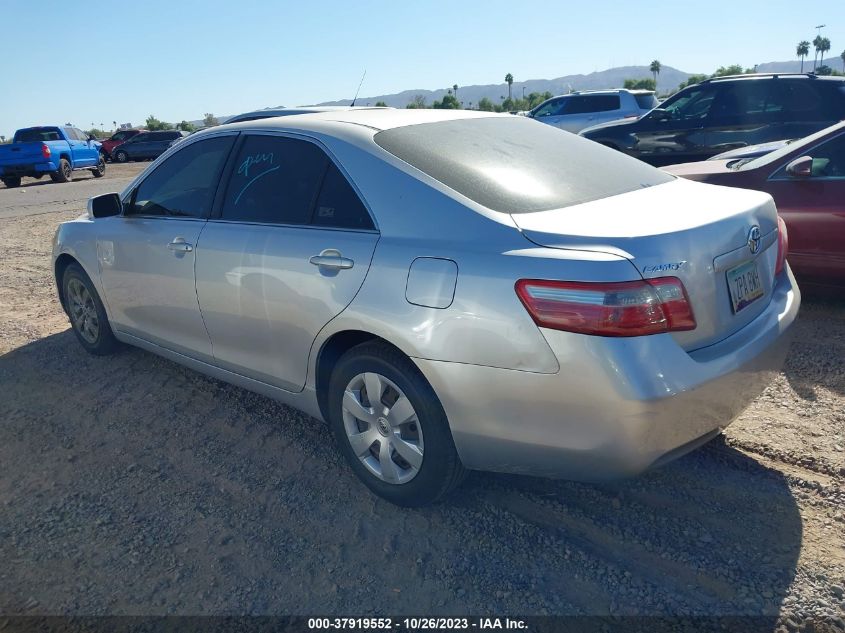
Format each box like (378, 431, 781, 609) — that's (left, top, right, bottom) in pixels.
(100, 129, 146, 161)
(664, 121, 845, 289)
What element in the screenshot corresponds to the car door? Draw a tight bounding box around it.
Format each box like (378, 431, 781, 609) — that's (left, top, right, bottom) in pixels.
(703, 81, 773, 155)
(581, 94, 624, 129)
(96, 134, 237, 360)
(195, 133, 379, 392)
(632, 83, 717, 165)
(763, 131, 845, 283)
(122, 133, 147, 159)
(75, 127, 100, 165)
(64, 127, 94, 167)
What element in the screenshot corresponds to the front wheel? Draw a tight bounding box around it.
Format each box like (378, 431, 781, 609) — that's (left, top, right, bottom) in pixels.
(114, 150, 128, 163)
(91, 155, 106, 178)
(62, 263, 119, 355)
(2, 176, 21, 188)
(327, 342, 466, 506)
(50, 158, 72, 183)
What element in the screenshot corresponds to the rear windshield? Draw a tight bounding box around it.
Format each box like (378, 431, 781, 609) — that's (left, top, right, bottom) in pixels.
(15, 127, 62, 142)
(374, 116, 673, 214)
(635, 93, 659, 110)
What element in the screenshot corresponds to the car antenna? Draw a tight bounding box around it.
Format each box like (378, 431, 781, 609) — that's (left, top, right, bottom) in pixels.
(350, 70, 367, 106)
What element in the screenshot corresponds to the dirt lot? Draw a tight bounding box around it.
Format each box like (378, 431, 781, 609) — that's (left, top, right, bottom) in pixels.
(0, 173, 843, 630)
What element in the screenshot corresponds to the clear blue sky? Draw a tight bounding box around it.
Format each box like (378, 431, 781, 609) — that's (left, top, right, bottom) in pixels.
(0, 0, 839, 138)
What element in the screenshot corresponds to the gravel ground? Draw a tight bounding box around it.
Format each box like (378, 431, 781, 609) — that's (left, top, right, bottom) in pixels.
(0, 176, 843, 631)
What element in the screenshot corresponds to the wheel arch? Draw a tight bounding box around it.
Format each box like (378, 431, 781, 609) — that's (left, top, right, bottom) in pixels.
(54, 253, 82, 313)
(314, 329, 420, 423)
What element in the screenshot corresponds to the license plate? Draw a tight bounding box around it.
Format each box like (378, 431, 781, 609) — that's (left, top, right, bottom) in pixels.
(727, 260, 764, 313)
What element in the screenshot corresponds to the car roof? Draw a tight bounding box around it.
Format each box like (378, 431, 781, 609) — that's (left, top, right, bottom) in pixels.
(225, 106, 390, 124)
(218, 108, 505, 134)
(703, 72, 845, 83)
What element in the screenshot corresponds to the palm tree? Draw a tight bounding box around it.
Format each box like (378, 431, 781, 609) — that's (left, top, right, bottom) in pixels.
(818, 37, 831, 68)
(796, 41, 810, 72)
(813, 35, 824, 71)
(649, 60, 661, 92)
(505, 73, 513, 101)
(453, 84, 458, 101)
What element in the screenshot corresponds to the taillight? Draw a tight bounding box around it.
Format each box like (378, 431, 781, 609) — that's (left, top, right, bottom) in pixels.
(775, 215, 788, 276)
(515, 277, 696, 337)
(41, 143, 51, 159)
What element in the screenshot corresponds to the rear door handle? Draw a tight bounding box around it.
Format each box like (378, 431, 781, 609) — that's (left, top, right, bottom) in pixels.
(168, 237, 193, 253)
(309, 249, 354, 270)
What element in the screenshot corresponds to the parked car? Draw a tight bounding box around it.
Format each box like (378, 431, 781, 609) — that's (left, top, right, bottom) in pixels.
(581, 74, 845, 165)
(0, 126, 104, 187)
(664, 121, 845, 288)
(112, 130, 187, 162)
(525, 89, 658, 133)
(100, 129, 146, 161)
(224, 105, 389, 124)
(53, 110, 798, 506)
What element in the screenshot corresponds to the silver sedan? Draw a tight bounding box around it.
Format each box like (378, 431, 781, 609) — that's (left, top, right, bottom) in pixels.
(52, 109, 800, 506)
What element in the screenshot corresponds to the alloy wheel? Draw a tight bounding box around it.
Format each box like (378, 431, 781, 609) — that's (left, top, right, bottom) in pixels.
(67, 278, 99, 344)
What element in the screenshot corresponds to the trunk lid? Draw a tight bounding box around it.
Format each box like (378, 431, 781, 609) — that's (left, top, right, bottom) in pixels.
(511, 178, 780, 351)
(0, 142, 47, 167)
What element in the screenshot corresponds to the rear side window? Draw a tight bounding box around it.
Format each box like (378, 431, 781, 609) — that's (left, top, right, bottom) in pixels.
(635, 93, 658, 110)
(312, 163, 374, 230)
(374, 117, 673, 214)
(128, 136, 235, 218)
(567, 95, 620, 114)
(221, 135, 327, 225)
(768, 80, 845, 122)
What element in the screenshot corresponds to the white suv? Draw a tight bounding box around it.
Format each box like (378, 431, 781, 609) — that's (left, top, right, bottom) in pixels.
(526, 89, 658, 133)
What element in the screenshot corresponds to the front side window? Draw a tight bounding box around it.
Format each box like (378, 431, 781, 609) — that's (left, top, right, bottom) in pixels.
(772, 133, 845, 179)
(128, 136, 235, 218)
(532, 99, 567, 117)
(708, 82, 771, 125)
(112, 131, 130, 141)
(660, 84, 717, 121)
(221, 135, 328, 225)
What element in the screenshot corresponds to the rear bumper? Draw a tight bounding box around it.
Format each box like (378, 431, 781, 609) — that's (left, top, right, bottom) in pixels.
(0, 161, 57, 177)
(415, 267, 800, 480)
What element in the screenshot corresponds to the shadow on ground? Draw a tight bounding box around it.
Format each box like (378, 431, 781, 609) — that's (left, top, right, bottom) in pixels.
(0, 329, 802, 623)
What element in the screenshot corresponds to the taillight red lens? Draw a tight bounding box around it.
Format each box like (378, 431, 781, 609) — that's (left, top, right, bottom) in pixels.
(775, 215, 788, 276)
(41, 143, 51, 159)
(515, 277, 696, 337)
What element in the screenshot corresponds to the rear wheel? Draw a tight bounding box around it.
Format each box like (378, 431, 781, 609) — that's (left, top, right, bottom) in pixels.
(2, 177, 21, 188)
(50, 158, 72, 183)
(91, 155, 106, 177)
(62, 263, 119, 355)
(327, 342, 465, 506)
(114, 150, 128, 163)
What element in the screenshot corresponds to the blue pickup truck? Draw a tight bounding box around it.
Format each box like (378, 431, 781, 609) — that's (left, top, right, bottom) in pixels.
(0, 126, 105, 188)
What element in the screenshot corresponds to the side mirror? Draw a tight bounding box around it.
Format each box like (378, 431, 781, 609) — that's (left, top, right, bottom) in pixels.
(649, 108, 671, 122)
(785, 156, 813, 178)
(88, 193, 122, 219)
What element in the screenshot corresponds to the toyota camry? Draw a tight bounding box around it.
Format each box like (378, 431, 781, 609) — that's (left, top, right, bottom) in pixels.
(52, 109, 799, 506)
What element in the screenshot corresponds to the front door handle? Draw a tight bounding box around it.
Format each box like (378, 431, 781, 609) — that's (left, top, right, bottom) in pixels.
(309, 249, 354, 270)
(168, 237, 193, 253)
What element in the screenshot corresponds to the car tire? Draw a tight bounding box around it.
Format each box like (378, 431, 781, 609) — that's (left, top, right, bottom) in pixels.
(327, 341, 466, 507)
(2, 176, 21, 188)
(51, 158, 72, 183)
(114, 150, 128, 163)
(91, 155, 106, 178)
(62, 263, 119, 356)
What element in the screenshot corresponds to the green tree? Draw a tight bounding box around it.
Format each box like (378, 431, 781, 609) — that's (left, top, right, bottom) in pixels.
(649, 60, 661, 92)
(812, 35, 823, 70)
(405, 94, 427, 109)
(677, 74, 708, 90)
(815, 65, 833, 76)
(477, 97, 495, 111)
(505, 73, 513, 101)
(203, 113, 219, 127)
(145, 115, 173, 131)
(796, 40, 810, 72)
(433, 94, 460, 109)
(374, 101, 388, 107)
(816, 37, 831, 69)
(85, 128, 107, 139)
(712, 64, 744, 77)
(623, 78, 656, 90)
(176, 120, 196, 132)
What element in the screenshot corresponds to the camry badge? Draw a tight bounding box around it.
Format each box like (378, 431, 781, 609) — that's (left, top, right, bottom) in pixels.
(747, 225, 762, 255)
